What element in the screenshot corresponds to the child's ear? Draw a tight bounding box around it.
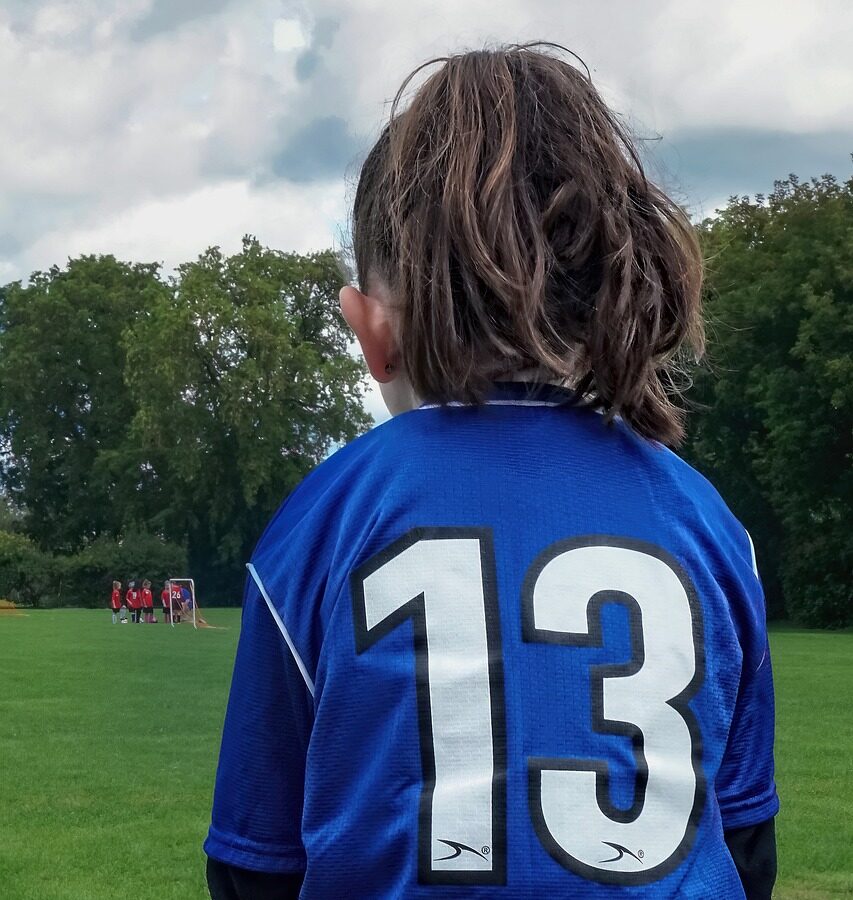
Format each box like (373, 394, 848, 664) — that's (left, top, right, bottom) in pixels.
(339, 285, 399, 384)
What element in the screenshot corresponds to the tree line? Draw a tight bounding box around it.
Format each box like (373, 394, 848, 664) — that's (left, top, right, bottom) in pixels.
(683, 174, 851, 627)
(0, 174, 850, 625)
(0, 237, 370, 605)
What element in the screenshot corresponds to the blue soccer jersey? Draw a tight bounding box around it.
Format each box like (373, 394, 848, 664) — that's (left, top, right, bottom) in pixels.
(205, 382, 779, 899)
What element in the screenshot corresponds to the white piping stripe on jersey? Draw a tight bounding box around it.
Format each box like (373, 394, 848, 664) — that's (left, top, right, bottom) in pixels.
(419, 399, 567, 410)
(745, 530, 760, 579)
(246, 563, 316, 697)
(743, 532, 767, 672)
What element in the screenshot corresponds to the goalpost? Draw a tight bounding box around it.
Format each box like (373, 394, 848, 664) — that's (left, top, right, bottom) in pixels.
(168, 578, 198, 629)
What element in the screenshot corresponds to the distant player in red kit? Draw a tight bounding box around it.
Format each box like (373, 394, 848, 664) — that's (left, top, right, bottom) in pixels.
(141, 579, 155, 623)
(170, 582, 184, 624)
(161, 581, 172, 623)
(126, 581, 142, 624)
(110, 581, 122, 624)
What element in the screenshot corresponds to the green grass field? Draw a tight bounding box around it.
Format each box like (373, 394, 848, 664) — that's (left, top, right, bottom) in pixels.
(0, 612, 850, 899)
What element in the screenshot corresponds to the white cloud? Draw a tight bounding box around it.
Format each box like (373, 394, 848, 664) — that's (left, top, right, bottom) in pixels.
(273, 17, 307, 52)
(637, 0, 853, 132)
(12, 179, 345, 281)
(1, 0, 851, 294)
(312, 0, 853, 135)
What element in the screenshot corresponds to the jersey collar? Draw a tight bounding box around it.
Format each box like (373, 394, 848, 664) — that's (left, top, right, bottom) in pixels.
(419, 380, 582, 410)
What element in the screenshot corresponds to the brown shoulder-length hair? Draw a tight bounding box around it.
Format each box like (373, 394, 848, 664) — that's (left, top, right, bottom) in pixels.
(351, 43, 703, 445)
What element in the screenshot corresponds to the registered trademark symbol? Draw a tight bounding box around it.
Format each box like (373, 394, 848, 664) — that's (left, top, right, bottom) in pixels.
(481, 846, 490, 855)
(638, 849, 644, 859)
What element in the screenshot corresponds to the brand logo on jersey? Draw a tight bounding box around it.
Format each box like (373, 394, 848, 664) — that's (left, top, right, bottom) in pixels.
(435, 839, 489, 862)
(598, 841, 644, 865)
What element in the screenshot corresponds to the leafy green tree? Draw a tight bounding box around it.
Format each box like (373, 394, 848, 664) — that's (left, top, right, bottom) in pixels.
(1, 242, 369, 604)
(124, 237, 371, 602)
(0, 257, 168, 550)
(685, 174, 852, 627)
(0, 492, 23, 533)
(0, 530, 56, 607)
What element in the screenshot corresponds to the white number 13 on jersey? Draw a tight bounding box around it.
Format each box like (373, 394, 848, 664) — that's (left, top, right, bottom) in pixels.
(351, 529, 705, 887)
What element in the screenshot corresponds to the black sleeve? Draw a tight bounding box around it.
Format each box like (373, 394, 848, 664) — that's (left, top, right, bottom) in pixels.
(206, 857, 304, 900)
(724, 817, 777, 900)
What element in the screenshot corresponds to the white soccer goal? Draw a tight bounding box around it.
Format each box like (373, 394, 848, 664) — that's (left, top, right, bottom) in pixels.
(167, 578, 198, 629)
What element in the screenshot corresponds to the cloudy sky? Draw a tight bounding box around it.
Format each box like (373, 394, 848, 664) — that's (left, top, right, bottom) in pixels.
(2, 0, 852, 421)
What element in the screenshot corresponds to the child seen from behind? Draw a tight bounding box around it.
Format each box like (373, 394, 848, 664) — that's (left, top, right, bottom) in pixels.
(205, 45, 778, 900)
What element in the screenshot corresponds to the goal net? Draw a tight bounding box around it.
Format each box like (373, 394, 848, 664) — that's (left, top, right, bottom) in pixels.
(166, 578, 207, 629)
